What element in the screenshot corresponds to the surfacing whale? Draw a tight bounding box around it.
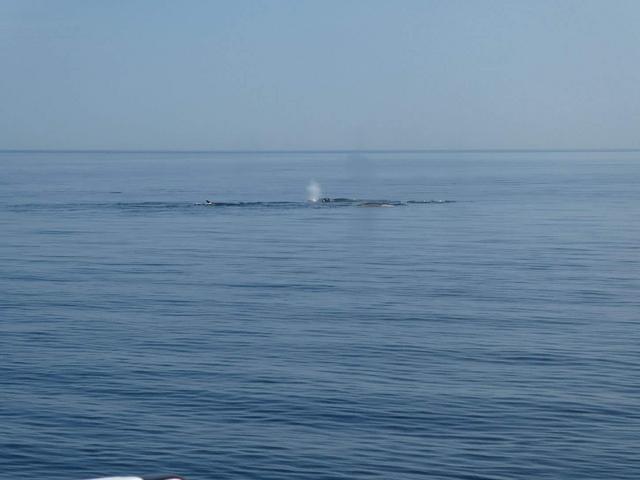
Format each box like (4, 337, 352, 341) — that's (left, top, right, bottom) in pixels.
(199, 198, 454, 208)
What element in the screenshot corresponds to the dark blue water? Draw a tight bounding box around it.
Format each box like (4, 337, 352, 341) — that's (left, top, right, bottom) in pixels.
(1, 151, 639, 480)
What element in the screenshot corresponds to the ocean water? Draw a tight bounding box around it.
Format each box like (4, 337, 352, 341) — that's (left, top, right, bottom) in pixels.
(1, 150, 639, 480)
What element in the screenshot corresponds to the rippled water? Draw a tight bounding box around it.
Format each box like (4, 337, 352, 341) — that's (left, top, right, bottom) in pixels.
(1, 151, 639, 479)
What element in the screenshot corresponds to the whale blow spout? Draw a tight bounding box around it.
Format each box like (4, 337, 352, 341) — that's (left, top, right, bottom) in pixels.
(307, 180, 322, 202)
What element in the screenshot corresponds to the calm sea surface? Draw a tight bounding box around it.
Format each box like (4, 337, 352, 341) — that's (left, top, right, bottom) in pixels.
(1, 151, 639, 479)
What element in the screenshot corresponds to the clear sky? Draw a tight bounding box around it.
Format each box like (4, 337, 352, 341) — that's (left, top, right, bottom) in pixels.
(1, 0, 639, 150)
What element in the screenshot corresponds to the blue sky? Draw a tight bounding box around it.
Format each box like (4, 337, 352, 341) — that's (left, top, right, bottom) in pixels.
(1, 0, 639, 150)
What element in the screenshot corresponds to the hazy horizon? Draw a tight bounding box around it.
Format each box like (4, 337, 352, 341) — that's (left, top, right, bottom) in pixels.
(3, 147, 640, 154)
(2, 0, 640, 151)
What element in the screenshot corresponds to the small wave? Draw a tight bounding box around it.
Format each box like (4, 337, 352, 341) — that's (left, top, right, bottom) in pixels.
(5, 201, 192, 213)
(198, 201, 300, 208)
(357, 201, 403, 207)
(5, 198, 455, 213)
(406, 200, 456, 204)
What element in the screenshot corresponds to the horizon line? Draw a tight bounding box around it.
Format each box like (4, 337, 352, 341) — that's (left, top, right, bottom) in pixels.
(2, 147, 640, 155)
